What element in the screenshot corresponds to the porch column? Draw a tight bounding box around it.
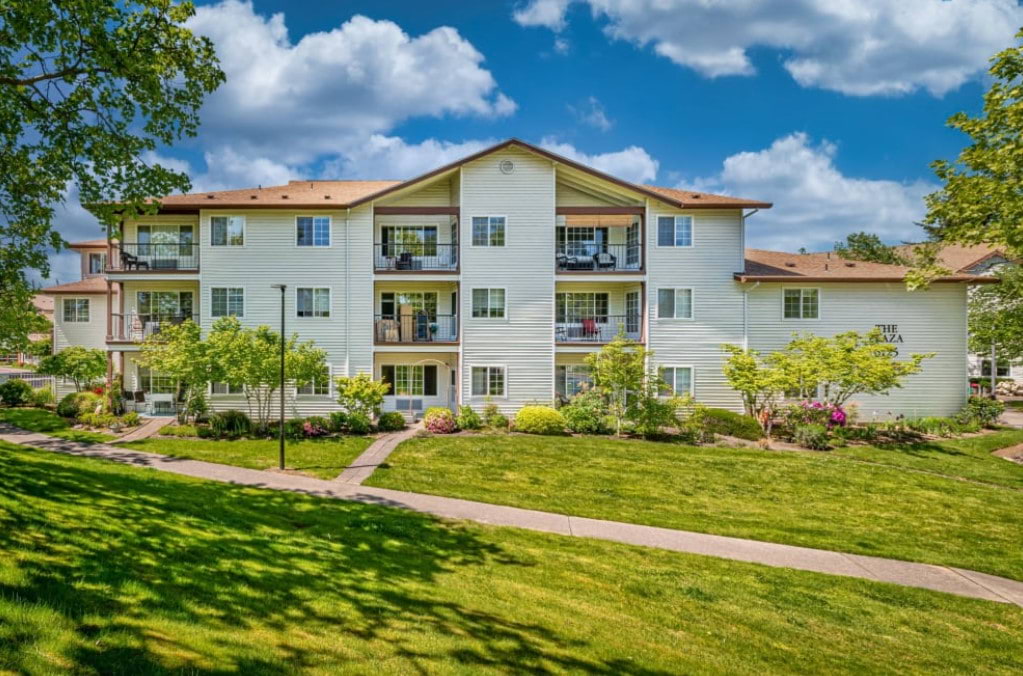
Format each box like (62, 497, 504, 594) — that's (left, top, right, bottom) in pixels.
(106, 351, 113, 388)
(105, 279, 113, 340)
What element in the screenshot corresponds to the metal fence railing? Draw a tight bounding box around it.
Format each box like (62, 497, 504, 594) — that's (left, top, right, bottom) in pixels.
(555, 315, 641, 343)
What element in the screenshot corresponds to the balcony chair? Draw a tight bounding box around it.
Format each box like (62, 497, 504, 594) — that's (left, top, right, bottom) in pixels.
(120, 251, 150, 271)
(594, 252, 617, 270)
(581, 318, 600, 340)
(396, 252, 414, 270)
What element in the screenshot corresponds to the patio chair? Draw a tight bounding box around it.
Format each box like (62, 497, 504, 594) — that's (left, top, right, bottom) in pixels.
(581, 318, 599, 340)
(594, 252, 616, 270)
(396, 252, 413, 270)
(120, 251, 150, 271)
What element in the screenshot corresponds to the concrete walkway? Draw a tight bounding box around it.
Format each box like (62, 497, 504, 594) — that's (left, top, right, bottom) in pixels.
(335, 425, 420, 484)
(109, 416, 174, 444)
(3, 423, 1023, 608)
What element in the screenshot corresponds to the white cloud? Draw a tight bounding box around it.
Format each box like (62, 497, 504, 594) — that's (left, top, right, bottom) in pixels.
(568, 96, 612, 131)
(540, 136, 658, 183)
(553, 37, 570, 54)
(514, 0, 1023, 96)
(686, 133, 934, 251)
(323, 136, 497, 179)
(186, 1, 515, 163)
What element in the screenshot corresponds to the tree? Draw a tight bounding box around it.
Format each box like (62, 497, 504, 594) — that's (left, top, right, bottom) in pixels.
(584, 332, 654, 436)
(834, 232, 907, 266)
(968, 265, 1023, 367)
(0, 1, 223, 350)
(135, 319, 210, 422)
(37, 346, 105, 391)
(0, 303, 50, 355)
(721, 345, 793, 435)
(335, 373, 389, 419)
(924, 28, 1023, 255)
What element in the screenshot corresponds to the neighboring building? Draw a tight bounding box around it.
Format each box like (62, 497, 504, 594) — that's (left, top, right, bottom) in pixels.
(0, 293, 53, 366)
(44, 139, 993, 418)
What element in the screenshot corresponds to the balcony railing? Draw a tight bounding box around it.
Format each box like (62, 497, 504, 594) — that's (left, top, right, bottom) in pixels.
(111, 313, 197, 342)
(555, 244, 641, 272)
(555, 315, 641, 343)
(374, 243, 457, 271)
(375, 314, 458, 344)
(109, 242, 200, 271)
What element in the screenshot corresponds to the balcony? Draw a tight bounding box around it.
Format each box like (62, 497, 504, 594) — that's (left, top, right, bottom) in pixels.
(374, 243, 457, 272)
(374, 314, 458, 344)
(555, 244, 641, 273)
(110, 312, 198, 343)
(555, 315, 641, 343)
(108, 242, 200, 271)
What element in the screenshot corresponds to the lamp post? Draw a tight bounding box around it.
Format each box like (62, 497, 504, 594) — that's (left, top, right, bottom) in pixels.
(271, 284, 287, 469)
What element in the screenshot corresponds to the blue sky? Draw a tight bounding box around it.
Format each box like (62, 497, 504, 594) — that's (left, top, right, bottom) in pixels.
(48, 0, 1022, 282)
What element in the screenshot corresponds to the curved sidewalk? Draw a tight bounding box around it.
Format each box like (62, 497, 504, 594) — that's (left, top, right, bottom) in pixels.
(3, 423, 1022, 608)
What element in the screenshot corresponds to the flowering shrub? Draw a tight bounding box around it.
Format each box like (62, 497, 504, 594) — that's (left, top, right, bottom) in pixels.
(782, 401, 848, 429)
(303, 416, 330, 437)
(424, 407, 456, 434)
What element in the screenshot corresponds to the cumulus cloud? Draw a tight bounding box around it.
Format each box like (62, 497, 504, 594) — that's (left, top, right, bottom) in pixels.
(323, 136, 498, 179)
(186, 1, 515, 163)
(568, 96, 612, 131)
(686, 133, 934, 251)
(513, 0, 1022, 96)
(540, 136, 659, 183)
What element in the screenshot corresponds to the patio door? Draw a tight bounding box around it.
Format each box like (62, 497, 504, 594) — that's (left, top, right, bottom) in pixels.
(137, 291, 194, 323)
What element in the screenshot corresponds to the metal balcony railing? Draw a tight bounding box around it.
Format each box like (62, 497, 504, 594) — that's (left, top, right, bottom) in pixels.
(374, 243, 457, 271)
(374, 314, 458, 343)
(555, 244, 641, 272)
(110, 242, 200, 271)
(555, 315, 641, 343)
(111, 313, 198, 342)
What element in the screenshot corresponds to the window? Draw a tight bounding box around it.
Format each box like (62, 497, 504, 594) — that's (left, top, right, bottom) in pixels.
(211, 287, 244, 317)
(783, 288, 820, 319)
(556, 293, 609, 323)
(138, 224, 194, 257)
(980, 360, 1011, 378)
(211, 216, 245, 246)
(380, 365, 437, 396)
(62, 298, 90, 322)
(380, 292, 437, 319)
(88, 253, 106, 274)
(657, 288, 693, 319)
(471, 216, 505, 247)
(556, 227, 607, 256)
(297, 216, 331, 247)
(471, 288, 505, 318)
(381, 226, 438, 256)
(297, 365, 331, 396)
(660, 367, 693, 396)
(211, 382, 244, 395)
(138, 367, 176, 394)
(137, 291, 193, 321)
(657, 215, 693, 247)
(297, 288, 330, 318)
(471, 366, 506, 397)
(555, 365, 591, 399)
(625, 291, 640, 333)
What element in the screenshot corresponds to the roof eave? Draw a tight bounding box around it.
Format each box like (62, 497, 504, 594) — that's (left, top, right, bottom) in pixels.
(734, 274, 996, 284)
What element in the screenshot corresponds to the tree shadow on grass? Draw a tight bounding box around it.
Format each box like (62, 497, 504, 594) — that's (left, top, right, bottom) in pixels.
(0, 446, 668, 674)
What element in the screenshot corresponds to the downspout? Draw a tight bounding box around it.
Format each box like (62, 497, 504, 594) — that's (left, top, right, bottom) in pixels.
(345, 207, 351, 376)
(741, 281, 760, 350)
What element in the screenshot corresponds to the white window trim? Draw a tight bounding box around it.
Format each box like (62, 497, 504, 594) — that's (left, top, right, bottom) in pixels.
(469, 286, 508, 320)
(209, 286, 246, 319)
(654, 214, 695, 248)
(208, 381, 245, 397)
(655, 287, 694, 320)
(87, 252, 107, 274)
(62, 297, 91, 323)
(209, 215, 247, 247)
(297, 363, 333, 398)
(295, 215, 332, 248)
(295, 286, 332, 319)
(468, 214, 508, 248)
(470, 364, 507, 398)
(660, 365, 695, 397)
(781, 287, 822, 321)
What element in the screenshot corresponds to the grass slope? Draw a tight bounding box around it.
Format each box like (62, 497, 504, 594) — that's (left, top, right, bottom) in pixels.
(2, 442, 1022, 674)
(122, 436, 374, 480)
(366, 432, 1023, 581)
(0, 408, 115, 444)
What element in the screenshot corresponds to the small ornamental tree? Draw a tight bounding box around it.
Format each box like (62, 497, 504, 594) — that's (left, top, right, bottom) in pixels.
(37, 346, 106, 392)
(968, 265, 1023, 368)
(335, 373, 389, 419)
(136, 319, 210, 422)
(721, 345, 792, 435)
(584, 333, 651, 436)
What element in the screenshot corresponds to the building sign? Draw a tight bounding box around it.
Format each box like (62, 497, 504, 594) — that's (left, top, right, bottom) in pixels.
(875, 323, 904, 355)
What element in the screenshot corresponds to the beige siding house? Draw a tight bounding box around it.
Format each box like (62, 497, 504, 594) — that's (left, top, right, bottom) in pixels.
(44, 139, 989, 418)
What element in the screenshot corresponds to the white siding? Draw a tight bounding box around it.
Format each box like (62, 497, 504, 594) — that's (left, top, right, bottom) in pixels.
(555, 183, 620, 207)
(53, 293, 109, 398)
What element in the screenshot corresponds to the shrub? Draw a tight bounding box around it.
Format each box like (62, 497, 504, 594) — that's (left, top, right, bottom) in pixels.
(0, 379, 33, 407)
(514, 406, 566, 435)
(632, 396, 680, 439)
(284, 418, 306, 439)
(209, 409, 251, 438)
(703, 408, 762, 441)
(335, 373, 389, 418)
(30, 386, 54, 407)
(482, 401, 503, 428)
(488, 413, 510, 430)
(376, 411, 406, 432)
(327, 411, 348, 433)
(79, 412, 117, 429)
(196, 425, 215, 438)
(560, 391, 609, 435)
(456, 405, 482, 431)
(793, 423, 830, 450)
(957, 396, 1005, 427)
(57, 391, 103, 418)
(303, 416, 330, 437)
(424, 407, 456, 434)
(121, 411, 141, 427)
(834, 424, 880, 443)
(674, 395, 711, 445)
(346, 412, 373, 435)
(161, 424, 198, 437)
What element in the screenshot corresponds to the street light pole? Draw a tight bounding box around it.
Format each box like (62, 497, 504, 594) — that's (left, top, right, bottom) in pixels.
(271, 284, 287, 469)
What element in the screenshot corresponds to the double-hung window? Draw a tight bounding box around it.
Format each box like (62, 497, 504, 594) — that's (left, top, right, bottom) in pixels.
(211, 216, 245, 246)
(296, 216, 331, 247)
(297, 365, 332, 396)
(657, 215, 693, 247)
(62, 298, 90, 323)
(783, 288, 819, 319)
(657, 288, 693, 319)
(471, 216, 505, 247)
(211, 382, 244, 395)
(211, 287, 244, 318)
(471, 288, 505, 318)
(555, 293, 609, 323)
(380, 365, 437, 396)
(88, 253, 106, 274)
(555, 365, 592, 399)
(297, 288, 330, 318)
(471, 366, 506, 397)
(660, 367, 693, 396)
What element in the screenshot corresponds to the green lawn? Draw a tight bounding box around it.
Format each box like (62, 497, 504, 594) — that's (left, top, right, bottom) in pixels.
(0, 407, 115, 444)
(366, 432, 1023, 581)
(2, 442, 1022, 673)
(122, 435, 374, 480)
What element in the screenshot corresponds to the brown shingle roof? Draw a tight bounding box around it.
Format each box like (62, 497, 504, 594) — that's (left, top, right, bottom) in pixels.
(41, 277, 107, 294)
(67, 238, 108, 249)
(894, 243, 1011, 274)
(642, 185, 772, 209)
(739, 249, 995, 283)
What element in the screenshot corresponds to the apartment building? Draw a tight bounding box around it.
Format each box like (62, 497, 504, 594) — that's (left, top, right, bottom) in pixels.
(45, 139, 992, 418)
